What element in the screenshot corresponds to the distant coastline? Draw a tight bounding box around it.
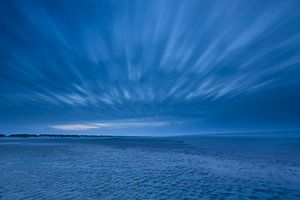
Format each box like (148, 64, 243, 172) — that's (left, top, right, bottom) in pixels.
(0, 134, 106, 138)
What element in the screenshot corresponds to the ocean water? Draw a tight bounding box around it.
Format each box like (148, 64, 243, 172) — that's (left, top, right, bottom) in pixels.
(0, 134, 300, 199)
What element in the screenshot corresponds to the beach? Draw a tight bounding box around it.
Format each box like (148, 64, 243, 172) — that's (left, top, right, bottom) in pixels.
(0, 134, 300, 199)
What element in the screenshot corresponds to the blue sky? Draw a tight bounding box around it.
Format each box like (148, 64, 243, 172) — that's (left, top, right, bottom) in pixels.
(0, 0, 300, 135)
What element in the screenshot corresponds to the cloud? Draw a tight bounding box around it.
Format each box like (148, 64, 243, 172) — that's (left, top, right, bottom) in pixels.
(50, 124, 100, 131)
(96, 121, 170, 129)
(50, 120, 171, 131)
(1, 0, 300, 133)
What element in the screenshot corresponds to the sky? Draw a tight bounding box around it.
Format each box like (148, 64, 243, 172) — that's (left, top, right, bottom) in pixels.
(0, 0, 300, 136)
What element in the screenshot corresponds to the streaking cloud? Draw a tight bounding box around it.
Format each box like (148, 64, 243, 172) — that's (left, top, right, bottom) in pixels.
(51, 120, 170, 131)
(0, 0, 300, 135)
(50, 124, 100, 131)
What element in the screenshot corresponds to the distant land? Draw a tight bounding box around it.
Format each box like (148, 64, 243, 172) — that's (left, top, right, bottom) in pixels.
(0, 134, 106, 138)
(1, 130, 300, 138)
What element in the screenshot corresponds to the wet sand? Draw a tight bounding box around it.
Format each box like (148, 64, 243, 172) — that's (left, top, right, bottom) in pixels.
(0, 134, 300, 199)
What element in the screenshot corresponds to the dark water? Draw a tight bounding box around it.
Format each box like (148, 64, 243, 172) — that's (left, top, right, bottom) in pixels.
(0, 134, 300, 199)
